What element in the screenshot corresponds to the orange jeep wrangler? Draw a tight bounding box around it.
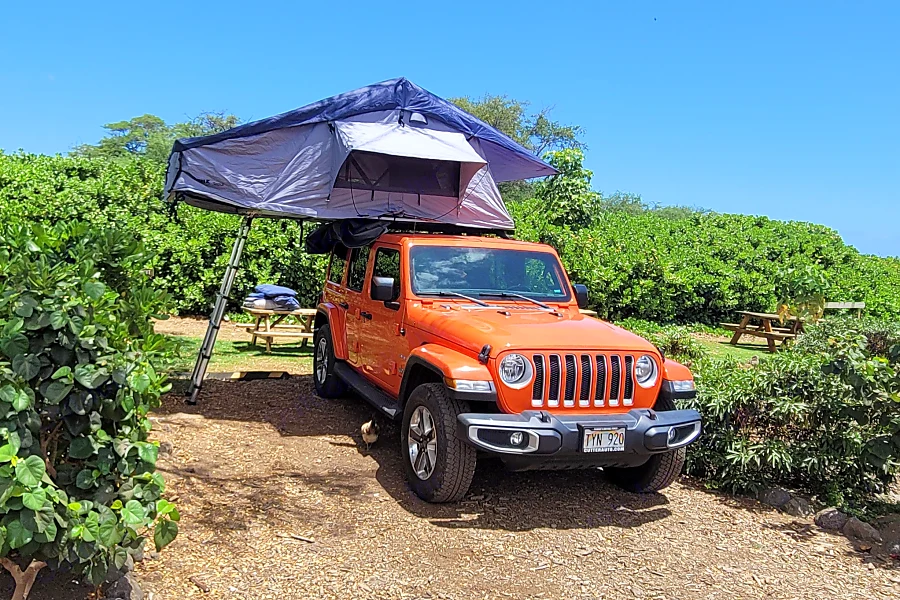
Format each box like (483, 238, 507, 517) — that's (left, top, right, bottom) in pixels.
(314, 232, 702, 503)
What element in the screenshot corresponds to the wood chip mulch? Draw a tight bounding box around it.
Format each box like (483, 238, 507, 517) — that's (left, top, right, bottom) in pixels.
(136, 375, 900, 599)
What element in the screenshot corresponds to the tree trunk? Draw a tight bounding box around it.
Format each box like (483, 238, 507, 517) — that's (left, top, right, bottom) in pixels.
(0, 558, 47, 600)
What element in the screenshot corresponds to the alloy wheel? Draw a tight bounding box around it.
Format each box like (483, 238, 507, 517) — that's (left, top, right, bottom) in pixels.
(407, 405, 438, 480)
(315, 337, 328, 384)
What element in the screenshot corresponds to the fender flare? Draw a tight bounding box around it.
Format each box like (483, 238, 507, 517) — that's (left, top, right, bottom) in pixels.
(662, 358, 693, 382)
(316, 303, 348, 360)
(400, 344, 494, 403)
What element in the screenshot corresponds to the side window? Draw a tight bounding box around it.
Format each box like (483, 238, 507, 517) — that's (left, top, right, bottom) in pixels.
(328, 247, 348, 285)
(371, 248, 401, 301)
(347, 245, 371, 292)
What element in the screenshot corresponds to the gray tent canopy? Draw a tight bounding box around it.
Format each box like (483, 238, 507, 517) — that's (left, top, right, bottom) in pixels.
(165, 77, 556, 230)
(173, 78, 557, 402)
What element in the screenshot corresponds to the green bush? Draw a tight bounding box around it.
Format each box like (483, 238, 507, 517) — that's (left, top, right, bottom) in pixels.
(615, 319, 707, 364)
(683, 320, 900, 510)
(1, 150, 898, 323)
(794, 316, 900, 357)
(511, 151, 900, 324)
(0, 220, 178, 596)
(0, 152, 325, 316)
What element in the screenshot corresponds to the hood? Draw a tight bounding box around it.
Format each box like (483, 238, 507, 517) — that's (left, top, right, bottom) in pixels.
(406, 303, 658, 358)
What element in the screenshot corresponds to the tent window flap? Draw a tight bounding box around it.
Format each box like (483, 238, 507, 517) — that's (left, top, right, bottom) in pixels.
(334, 151, 461, 198)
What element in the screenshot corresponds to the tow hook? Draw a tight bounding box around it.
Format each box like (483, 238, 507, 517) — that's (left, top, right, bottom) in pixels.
(539, 411, 552, 423)
(645, 409, 658, 420)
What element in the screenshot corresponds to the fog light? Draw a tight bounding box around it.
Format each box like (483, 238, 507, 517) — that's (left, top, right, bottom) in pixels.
(509, 431, 524, 446)
(668, 428, 678, 443)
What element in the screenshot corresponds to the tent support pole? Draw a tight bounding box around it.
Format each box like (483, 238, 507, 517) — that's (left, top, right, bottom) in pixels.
(186, 216, 253, 404)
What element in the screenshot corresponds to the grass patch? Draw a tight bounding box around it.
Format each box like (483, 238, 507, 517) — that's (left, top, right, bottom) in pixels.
(169, 336, 313, 374)
(691, 335, 772, 362)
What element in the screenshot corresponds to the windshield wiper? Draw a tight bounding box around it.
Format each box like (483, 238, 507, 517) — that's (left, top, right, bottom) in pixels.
(478, 292, 551, 310)
(430, 291, 490, 307)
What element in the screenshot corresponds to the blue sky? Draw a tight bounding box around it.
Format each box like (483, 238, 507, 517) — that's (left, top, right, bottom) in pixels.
(1, 2, 897, 256)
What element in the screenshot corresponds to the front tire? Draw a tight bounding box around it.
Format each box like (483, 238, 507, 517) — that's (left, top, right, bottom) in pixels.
(313, 324, 347, 399)
(401, 383, 476, 503)
(606, 396, 686, 493)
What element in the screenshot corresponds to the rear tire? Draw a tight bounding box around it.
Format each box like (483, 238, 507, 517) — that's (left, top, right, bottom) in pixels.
(313, 324, 347, 399)
(606, 396, 685, 493)
(401, 383, 476, 503)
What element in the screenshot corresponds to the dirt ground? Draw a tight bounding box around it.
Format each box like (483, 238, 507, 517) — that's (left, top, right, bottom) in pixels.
(154, 316, 249, 341)
(126, 375, 900, 600)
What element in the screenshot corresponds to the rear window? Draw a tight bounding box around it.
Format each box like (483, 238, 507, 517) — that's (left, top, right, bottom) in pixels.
(347, 246, 371, 292)
(328, 247, 348, 284)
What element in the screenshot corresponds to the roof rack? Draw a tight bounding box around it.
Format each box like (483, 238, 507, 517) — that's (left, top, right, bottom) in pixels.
(383, 221, 512, 237)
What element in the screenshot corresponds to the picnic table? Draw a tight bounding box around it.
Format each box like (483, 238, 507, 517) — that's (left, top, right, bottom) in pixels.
(237, 307, 316, 353)
(720, 311, 803, 352)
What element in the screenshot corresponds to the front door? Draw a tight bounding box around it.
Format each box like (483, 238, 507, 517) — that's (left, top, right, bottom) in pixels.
(344, 245, 371, 366)
(358, 244, 408, 395)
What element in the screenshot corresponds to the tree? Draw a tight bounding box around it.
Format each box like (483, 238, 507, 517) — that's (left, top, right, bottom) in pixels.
(73, 115, 168, 160)
(450, 95, 584, 155)
(450, 95, 584, 204)
(534, 148, 599, 228)
(73, 112, 240, 164)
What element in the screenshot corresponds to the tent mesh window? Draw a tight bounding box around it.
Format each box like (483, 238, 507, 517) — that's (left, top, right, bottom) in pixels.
(334, 151, 460, 198)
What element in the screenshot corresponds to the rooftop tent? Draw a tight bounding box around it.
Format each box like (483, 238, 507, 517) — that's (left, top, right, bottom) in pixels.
(173, 78, 556, 403)
(165, 77, 557, 230)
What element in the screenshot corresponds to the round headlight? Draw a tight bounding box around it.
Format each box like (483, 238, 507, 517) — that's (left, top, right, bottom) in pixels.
(635, 355, 658, 388)
(498, 353, 533, 389)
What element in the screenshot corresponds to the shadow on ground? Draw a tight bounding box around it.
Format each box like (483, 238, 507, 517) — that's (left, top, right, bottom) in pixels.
(158, 376, 672, 533)
(0, 568, 94, 600)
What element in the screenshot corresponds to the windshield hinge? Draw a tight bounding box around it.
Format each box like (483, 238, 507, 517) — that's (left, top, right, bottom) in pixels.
(478, 344, 492, 364)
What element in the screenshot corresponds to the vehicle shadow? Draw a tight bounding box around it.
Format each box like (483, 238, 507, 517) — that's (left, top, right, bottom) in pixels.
(158, 376, 673, 532)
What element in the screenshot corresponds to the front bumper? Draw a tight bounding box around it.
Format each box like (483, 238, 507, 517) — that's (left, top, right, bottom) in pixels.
(457, 408, 702, 470)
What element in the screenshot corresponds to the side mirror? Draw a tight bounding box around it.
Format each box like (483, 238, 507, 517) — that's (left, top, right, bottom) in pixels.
(573, 284, 589, 309)
(371, 276, 397, 302)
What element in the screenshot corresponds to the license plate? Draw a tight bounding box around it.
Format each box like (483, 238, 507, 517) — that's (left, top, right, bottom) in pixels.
(582, 427, 625, 453)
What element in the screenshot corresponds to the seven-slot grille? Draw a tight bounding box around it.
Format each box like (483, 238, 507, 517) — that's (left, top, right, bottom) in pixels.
(531, 353, 636, 408)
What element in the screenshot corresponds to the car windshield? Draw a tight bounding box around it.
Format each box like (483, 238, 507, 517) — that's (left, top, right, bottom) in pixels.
(409, 245, 571, 301)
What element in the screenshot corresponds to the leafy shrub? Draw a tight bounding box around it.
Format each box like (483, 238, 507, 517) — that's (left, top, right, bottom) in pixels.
(511, 151, 900, 324)
(774, 264, 829, 322)
(684, 326, 900, 510)
(0, 152, 326, 316)
(1, 150, 898, 324)
(532, 149, 598, 228)
(615, 319, 707, 364)
(794, 316, 900, 357)
(0, 220, 177, 597)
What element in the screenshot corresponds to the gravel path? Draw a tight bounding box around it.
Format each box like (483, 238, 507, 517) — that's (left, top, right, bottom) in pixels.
(134, 375, 900, 600)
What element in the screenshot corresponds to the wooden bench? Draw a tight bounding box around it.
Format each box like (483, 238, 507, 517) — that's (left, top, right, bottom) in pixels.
(241, 307, 316, 353)
(824, 301, 865, 318)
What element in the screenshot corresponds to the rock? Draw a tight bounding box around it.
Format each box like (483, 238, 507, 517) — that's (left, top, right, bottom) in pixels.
(782, 496, 813, 517)
(103, 572, 143, 600)
(104, 554, 134, 584)
(843, 517, 883, 543)
(758, 486, 792, 508)
(814, 507, 849, 530)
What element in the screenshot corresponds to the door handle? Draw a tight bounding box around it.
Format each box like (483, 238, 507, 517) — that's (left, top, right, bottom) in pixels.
(338, 302, 349, 310)
(360, 311, 373, 320)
